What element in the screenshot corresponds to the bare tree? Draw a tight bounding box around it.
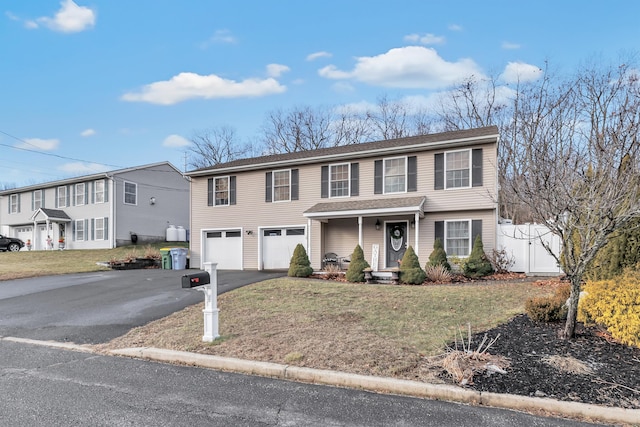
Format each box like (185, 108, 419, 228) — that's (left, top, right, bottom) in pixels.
(187, 125, 252, 169)
(366, 95, 412, 140)
(508, 60, 640, 338)
(262, 105, 336, 154)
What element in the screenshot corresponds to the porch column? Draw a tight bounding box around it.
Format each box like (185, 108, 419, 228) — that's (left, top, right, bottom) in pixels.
(358, 216, 363, 248)
(414, 213, 420, 256)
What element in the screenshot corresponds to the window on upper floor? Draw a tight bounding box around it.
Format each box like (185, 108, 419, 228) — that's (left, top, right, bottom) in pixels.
(94, 180, 105, 204)
(9, 194, 19, 214)
(124, 182, 137, 205)
(207, 176, 236, 206)
(435, 148, 483, 190)
(374, 156, 417, 195)
(75, 183, 86, 206)
(215, 177, 229, 206)
(265, 169, 299, 203)
(33, 190, 43, 211)
(57, 186, 68, 208)
(330, 163, 350, 198)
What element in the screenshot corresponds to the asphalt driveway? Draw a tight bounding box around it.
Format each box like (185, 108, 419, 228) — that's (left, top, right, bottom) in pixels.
(0, 268, 284, 345)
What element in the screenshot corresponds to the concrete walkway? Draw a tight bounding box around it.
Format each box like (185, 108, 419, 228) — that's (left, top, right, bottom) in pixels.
(4, 336, 638, 426)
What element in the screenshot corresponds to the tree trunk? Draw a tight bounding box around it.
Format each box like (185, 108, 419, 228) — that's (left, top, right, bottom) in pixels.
(562, 275, 582, 339)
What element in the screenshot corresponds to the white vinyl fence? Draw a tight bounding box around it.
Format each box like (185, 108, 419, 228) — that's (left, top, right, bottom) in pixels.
(497, 224, 563, 276)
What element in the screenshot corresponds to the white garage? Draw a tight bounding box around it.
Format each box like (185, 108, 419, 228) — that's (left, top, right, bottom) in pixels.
(204, 229, 243, 270)
(261, 226, 307, 270)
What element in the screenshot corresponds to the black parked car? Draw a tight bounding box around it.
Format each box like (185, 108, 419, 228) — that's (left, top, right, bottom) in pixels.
(0, 235, 24, 252)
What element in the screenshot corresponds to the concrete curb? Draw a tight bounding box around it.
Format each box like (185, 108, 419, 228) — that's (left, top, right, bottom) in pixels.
(1, 336, 95, 353)
(111, 347, 640, 426)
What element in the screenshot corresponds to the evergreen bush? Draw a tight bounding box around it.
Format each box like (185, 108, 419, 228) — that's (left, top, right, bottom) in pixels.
(345, 245, 370, 282)
(463, 235, 494, 278)
(288, 244, 313, 277)
(399, 245, 426, 285)
(427, 238, 451, 271)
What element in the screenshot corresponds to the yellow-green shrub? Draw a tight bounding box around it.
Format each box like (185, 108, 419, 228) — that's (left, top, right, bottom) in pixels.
(578, 271, 640, 348)
(525, 284, 570, 323)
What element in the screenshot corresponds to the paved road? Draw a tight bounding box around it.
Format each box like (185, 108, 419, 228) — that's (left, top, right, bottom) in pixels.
(0, 269, 284, 344)
(0, 340, 599, 427)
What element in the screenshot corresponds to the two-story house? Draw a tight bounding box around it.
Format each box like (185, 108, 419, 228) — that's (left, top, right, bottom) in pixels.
(185, 126, 499, 271)
(0, 162, 189, 250)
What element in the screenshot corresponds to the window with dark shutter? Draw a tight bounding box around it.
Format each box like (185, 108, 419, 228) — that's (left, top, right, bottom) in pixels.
(434, 153, 444, 190)
(321, 166, 329, 198)
(407, 156, 417, 192)
(374, 160, 383, 194)
(472, 148, 483, 187)
(350, 163, 359, 196)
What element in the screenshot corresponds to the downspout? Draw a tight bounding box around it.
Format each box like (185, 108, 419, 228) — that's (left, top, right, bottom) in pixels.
(107, 174, 116, 248)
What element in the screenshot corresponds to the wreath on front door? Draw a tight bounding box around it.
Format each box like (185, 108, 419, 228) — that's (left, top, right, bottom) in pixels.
(389, 225, 404, 252)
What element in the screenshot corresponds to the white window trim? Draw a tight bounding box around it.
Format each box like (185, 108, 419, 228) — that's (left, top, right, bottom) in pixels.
(75, 183, 86, 206)
(383, 156, 408, 194)
(214, 176, 230, 207)
(444, 149, 472, 190)
(329, 163, 350, 199)
(444, 219, 472, 257)
(94, 179, 105, 204)
(57, 186, 68, 208)
(272, 169, 291, 203)
(124, 181, 137, 205)
(75, 219, 86, 241)
(33, 190, 42, 211)
(9, 194, 19, 214)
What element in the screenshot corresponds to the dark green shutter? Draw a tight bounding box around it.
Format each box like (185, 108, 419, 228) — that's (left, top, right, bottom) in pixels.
(104, 217, 109, 240)
(321, 166, 329, 198)
(84, 219, 89, 241)
(55, 187, 59, 208)
(104, 181, 109, 203)
(472, 149, 483, 187)
(229, 176, 236, 205)
(207, 178, 213, 206)
(472, 220, 482, 243)
(91, 182, 95, 204)
(91, 218, 95, 240)
(265, 172, 272, 202)
(407, 156, 417, 192)
(31, 192, 35, 211)
(434, 153, 444, 190)
(350, 163, 359, 196)
(291, 169, 299, 200)
(435, 221, 444, 244)
(374, 160, 383, 194)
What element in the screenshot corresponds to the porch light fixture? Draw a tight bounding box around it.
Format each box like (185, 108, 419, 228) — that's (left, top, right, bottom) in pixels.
(246, 230, 253, 235)
(375, 219, 381, 230)
(410, 220, 415, 229)
(149, 197, 156, 205)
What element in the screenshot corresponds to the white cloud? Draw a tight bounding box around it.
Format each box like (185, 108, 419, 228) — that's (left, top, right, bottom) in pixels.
(200, 29, 237, 48)
(266, 64, 290, 78)
(24, 20, 39, 29)
(331, 82, 356, 93)
(17, 138, 59, 151)
(58, 162, 109, 174)
(502, 41, 521, 50)
(80, 128, 95, 137)
(318, 46, 484, 89)
(307, 51, 332, 61)
(404, 33, 446, 45)
(500, 62, 543, 83)
(162, 134, 190, 148)
(121, 72, 287, 105)
(448, 24, 463, 31)
(34, 0, 96, 33)
(5, 11, 19, 21)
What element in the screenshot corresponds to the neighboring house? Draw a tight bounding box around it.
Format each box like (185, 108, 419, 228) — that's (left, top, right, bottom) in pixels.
(0, 162, 189, 250)
(186, 126, 499, 271)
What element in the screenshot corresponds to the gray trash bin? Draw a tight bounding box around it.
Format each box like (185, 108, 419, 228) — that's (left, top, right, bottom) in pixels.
(170, 248, 188, 270)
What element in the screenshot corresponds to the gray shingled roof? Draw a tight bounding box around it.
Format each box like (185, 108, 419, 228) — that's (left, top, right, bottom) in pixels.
(304, 196, 426, 217)
(39, 208, 72, 220)
(186, 126, 499, 176)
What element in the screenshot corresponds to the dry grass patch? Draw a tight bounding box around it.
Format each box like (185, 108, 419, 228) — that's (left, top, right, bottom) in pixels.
(542, 355, 594, 375)
(98, 277, 556, 383)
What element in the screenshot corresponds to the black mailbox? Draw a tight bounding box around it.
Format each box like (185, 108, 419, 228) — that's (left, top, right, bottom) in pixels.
(181, 271, 210, 288)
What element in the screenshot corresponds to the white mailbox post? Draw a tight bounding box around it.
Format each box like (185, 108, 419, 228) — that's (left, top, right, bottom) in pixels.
(200, 262, 220, 342)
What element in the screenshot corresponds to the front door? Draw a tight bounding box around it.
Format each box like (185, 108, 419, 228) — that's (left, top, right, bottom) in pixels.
(386, 222, 407, 268)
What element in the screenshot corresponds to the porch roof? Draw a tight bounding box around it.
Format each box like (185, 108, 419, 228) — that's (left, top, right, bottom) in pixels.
(30, 208, 72, 222)
(303, 196, 426, 219)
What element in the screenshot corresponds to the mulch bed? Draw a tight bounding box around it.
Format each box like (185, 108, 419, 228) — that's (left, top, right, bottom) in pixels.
(460, 314, 640, 409)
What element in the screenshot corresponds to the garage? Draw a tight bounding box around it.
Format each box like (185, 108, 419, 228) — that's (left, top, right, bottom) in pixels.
(261, 227, 307, 270)
(14, 226, 33, 245)
(204, 230, 242, 270)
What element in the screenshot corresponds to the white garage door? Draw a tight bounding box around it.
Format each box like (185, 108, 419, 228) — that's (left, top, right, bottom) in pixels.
(205, 230, 242, 270)
(262, 227, 306, 270)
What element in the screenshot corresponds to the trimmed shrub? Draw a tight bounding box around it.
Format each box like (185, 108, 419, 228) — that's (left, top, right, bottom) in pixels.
(427, 238, 451, 271)
(399, 245, 426, 285)
(288, 244, 313, 277)
(463, 235, 494, 278)
(525, 284, 570, 322)
(578, 271, 640, 348)
(345, 245, 370, 283)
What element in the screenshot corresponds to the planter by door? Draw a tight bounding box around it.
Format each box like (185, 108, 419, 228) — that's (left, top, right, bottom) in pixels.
(386, 222, 407, 268)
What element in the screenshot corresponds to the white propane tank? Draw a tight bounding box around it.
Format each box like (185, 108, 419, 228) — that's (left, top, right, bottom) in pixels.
(166, 225, 179, 241)
(177, 226, 187, 242)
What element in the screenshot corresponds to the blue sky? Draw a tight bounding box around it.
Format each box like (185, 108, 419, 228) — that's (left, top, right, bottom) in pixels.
(1, 0, 639, 187)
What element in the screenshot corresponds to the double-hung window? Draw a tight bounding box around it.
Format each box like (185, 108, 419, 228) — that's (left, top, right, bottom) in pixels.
(445, 150, 471, 189)
(124, 182, 137, 205)
(384, 157, 406, 193)
(215, 177, 229, 206)
(445, 220, 471, 256)
(9, 194, 19, 214)
(94, 217, 105, 240)
(94, 180, 105, 204)
(330, 163, 350, 198)
(33, 190, 43, 210)
(273, 170, 290, 202)
(75, 183, 86, 206)
(57, 186, 68, 208)
(75, 219, 85, 241)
